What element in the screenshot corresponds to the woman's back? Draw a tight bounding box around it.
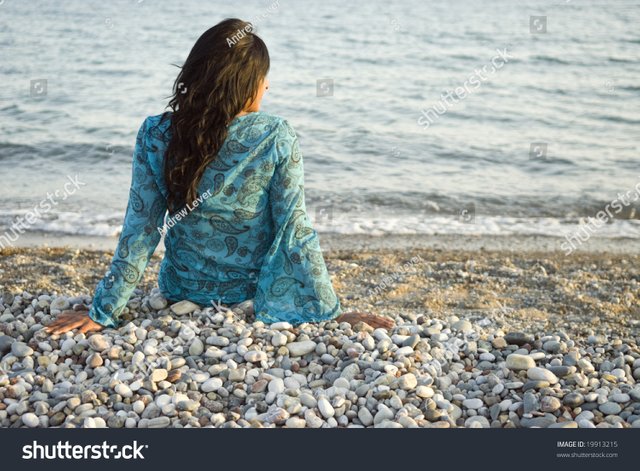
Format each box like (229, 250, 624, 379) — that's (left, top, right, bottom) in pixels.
(87, 111, 342, 327)
(150, 111, 282, 302)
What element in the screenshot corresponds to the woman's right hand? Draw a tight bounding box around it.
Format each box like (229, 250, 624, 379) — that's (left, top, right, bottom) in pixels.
(335, 311, 394, 330)
(45, 309, 104, 335)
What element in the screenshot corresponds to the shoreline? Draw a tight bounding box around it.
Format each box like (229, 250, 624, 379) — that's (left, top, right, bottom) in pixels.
(4, 231, 640, 254)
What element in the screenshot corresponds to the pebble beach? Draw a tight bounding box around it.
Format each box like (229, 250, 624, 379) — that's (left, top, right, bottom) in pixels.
(1, 246, 639, 429)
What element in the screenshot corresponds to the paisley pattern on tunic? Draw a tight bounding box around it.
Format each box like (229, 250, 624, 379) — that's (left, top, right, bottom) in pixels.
(88, 111, 342, 327)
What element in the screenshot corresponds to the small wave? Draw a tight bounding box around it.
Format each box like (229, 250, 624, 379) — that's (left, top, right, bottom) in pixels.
(590, 114, 640, 125)
(524, 155, 576, 167)
(522, 84, 571, 96)
(3, 211, 638, 239)
(0, 104, 22, 113)
(0, 141, 133, 162)
(74, 68, 135, 76)
(608, 57, 635, 64)
(310, 214, 640, 239)
(531, 55, 573, 65)
(449, 54, 477, 61)
(0, 210, 121, 238)
(0, 142, 38, 159)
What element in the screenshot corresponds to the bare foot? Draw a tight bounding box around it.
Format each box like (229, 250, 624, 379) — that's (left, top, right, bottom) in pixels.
(335, 311, 394, 330)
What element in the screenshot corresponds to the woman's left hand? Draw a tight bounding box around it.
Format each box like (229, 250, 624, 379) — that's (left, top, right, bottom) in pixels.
(45, 309, 104, 335)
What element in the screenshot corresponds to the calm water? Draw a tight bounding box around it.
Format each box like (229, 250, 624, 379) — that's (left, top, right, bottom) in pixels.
(0, 0, 639, 240)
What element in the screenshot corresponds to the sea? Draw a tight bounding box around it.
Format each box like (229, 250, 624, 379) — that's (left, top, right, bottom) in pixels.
(0, 0, 639, 243)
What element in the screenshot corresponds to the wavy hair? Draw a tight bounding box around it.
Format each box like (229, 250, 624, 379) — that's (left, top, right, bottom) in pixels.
(161, 18, 270, 213)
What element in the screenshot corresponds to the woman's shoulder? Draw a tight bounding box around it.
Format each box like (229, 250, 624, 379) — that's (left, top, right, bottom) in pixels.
(236, 112, 296, 136)
(143, 112, 173, 143)
(141, 110, 296, 141)
(133, 113, 171, 180)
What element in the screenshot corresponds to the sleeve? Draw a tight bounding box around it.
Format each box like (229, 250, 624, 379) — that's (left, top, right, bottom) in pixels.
(254, 120, 342, 325)
(88, 117, 167, 327)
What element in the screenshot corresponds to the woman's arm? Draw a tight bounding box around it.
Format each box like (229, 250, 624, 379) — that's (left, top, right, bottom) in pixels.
(47, 117, 167, 334)
(253, 120, 342, 325)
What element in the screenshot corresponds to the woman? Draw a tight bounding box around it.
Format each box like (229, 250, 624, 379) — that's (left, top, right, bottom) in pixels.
(46, 18, 393, 335)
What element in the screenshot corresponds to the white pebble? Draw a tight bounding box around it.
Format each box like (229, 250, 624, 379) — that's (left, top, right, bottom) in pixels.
(22, 413, 39, 428)
(318, 397, 335, 418)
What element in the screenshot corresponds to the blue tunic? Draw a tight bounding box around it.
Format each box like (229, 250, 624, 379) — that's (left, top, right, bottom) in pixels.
(88, 111, 342, 327)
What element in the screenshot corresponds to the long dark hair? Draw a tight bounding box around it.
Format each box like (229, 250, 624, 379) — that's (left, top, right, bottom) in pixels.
(162, 18, 270, 213)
